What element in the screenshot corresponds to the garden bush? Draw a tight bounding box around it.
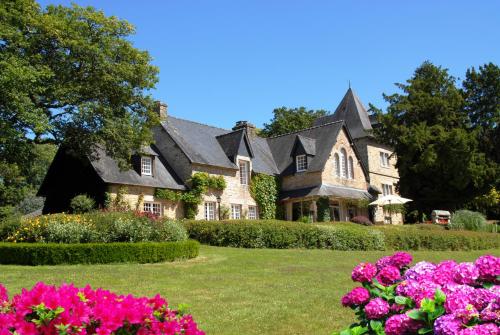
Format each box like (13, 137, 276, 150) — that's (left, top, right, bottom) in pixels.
(350, 215, 373, 226)
(6, 212, 188, 243)
(0, 240, 199, 265)
(70, 194, 95, 213)
(335, 252, 499, 335)
(449, 209, 488, 232)
(0, 282, 205, 334)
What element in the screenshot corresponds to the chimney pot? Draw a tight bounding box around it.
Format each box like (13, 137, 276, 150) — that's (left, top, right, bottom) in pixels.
(233, 120, 257, 137)
(155, 101, 168, 121)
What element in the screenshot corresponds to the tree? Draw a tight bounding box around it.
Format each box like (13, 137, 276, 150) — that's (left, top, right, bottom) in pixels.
(260, 107, 328, 137)
(372, 61, 495, 214)
(0, 0, 159, 169)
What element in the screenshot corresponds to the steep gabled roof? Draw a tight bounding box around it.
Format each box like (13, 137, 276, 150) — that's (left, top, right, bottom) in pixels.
(216, 129, 254, 162)
(266, 121, 343, 175)
(294, 135, 316, 156)
(313, 88, 373, 139)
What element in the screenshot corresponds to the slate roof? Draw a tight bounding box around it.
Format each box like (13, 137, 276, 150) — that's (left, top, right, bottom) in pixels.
(216, 129, 254, 162)
(266, 121, 343, 175)
(313, 88, 373, 139)
(296, 135, 316, 156)
(280, 184, 373, 200)
(90, 146, 185, 190)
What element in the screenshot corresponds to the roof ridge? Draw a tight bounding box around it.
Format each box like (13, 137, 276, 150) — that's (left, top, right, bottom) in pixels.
(215, 128, 244, 138)
(268, 120, 344, 139)
(166, 115, 230, 132)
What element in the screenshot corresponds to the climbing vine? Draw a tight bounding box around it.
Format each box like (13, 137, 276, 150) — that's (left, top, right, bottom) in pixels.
(316, 196, 330, 222)
(155, 172, 226, 219)
(249, 173, 279, 219)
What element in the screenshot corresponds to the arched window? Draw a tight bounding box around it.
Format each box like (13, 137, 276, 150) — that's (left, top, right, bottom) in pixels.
(340, 148, 347, 178)
(334, 153, 340, 177)
(348, 156, 354, 179)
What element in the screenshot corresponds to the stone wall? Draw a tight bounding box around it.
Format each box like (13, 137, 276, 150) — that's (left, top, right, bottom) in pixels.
(107, 184, 184, 219)
(281, 171, 322, 191)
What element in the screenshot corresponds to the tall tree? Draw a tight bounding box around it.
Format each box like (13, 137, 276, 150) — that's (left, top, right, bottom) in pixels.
(372, 61, 495, 214)
(260, 107, 328, 137)
(0, 0, 159, 169)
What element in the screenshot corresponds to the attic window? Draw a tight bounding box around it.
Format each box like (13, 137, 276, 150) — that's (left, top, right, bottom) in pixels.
(239, 160, 250, 185)
(296, 155, 307, 172)
(141, 156, 152, 176)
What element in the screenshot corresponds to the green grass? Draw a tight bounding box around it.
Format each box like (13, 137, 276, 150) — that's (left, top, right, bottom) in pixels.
(0, 246, 498, 334)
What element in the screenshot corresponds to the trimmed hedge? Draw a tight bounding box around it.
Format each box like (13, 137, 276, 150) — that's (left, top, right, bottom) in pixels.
(184, 220, 500, 251)
(0, 240, 199, 265)
(183, 220, 385, 250)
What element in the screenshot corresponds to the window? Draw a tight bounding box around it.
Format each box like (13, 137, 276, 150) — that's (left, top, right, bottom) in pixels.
(141, 156, 152, 176)
(248, 206, 258, 220)
(296, 155, 307, 172)
(143, 202, 161, 216)
(239, 160, 249, 185)
(348, 156, 354, 179)
(382, 183, 393, 196)
(204, 202, 215, 220)
(231, 204, 242, 219)
(340, 148, 347, 178)
(334, 153, 340, 177)
(380, 152, 390, 167)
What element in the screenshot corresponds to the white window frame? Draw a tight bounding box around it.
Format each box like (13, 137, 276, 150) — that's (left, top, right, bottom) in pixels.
(334, 153, 340, 177)
(143, 202, 161, 216)
(204, 202, 215, 220)
(382, 183, 393, 196)
(380, 152, 390, 168)
(296, 155, 307, 172)
(248, 205, 258, 220)
(239, 160, 249, 185)
(231, 204, 242, 219)
(348, 156, 354, 179)
(141, 156, 153, 176)
(340, 148, 347, 178)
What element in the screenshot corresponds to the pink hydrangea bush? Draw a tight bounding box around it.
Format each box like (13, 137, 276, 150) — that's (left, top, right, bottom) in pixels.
(0, 282, 205, 335)
(337, 253, 500, 335)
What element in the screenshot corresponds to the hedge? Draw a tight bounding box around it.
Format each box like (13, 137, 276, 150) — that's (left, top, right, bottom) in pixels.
(183, 220, 500, 251)
(0, 240, 200, 265)
(183, 220, 385, 250)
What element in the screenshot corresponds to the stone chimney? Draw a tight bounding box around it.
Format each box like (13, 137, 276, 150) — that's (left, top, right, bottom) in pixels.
(155, 101, 168, 121)
(232, 120, 257, 137)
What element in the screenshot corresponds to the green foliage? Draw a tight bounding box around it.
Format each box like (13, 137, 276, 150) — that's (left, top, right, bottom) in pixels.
(0, 211, 21, 241)
(0, 0, 159, 169)
(70, 194, 95, 213)
(156, 173, 227, 219)
(468, 187, 500, 217)
(449, 209, 487, 232)
(108, 187, 130, 211)
(183, 220, 385, 250)
(372, 61, 498, 213)
(316, 196, 330, 222)
(15, 195, 44, 215)
(0, 240, 200, 265)
(249, 174, 278, 219)
(260, 107, 329, 137)
(382, 204, 406, 215)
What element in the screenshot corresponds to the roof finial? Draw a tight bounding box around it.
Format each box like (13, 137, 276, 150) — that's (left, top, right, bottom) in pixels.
(348, 80, 351, 89)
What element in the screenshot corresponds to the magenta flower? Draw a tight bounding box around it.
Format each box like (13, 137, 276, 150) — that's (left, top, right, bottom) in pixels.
(405, 261, 436, 281)
(434, 314, 463, 335)
(458, 323, 500, 335)
(475, 255, 500, 283)
(376, 256, 393, 270)
(470, 288, 498, 310)
(454, 262, 480, 285)
(432, 260, 458, 285)
(445, 291, 472, 313)
(390, 252, 413, 269)
(351, 262, 377, 283)
(364, 298, 390, 319)
(345, 287, 371, 306)
(376, 265, 401, 286)
(385, 313, 422, 335)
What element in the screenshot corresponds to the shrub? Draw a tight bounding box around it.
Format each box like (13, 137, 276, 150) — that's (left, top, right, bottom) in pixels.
(0, 240, 199, 265)
(316, 196, 330, 222)
(15, 194, 44, 214)
(336, 253, 500, 335)
(449, 209, 487, 231)
(0, 212, 21, 241)
(0, 282, 205, 334)
(350, 215, 373, 226)
(70, 194, 95, 213)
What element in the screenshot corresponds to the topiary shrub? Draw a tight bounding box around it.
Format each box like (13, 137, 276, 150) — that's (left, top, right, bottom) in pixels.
(449, 209, 487, 231)
(70, 194, 95, 213)
(350, 215, 373, 226)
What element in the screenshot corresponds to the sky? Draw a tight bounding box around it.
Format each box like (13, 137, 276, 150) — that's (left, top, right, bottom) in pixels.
(38, 0, 500, 129)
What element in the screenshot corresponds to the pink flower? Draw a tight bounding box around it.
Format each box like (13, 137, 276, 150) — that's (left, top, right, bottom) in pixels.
(351, 262, 377, 283)
(385, 313, 422, 335)
(376, 266, 401, 286)
(475, 255, 500, 283)
(343, 287, 371, 306)
(376, 256, 393, 270)
(405, 261, 436, 281)
(459, 323, 500, 335)
(433, 260, 458, 285)
(453, 262, 480, 285)
(390, 252, 413, 269)
(445, 292, 472, 313)
(434, 314, 463, 335)
(364, 298, 390, 319)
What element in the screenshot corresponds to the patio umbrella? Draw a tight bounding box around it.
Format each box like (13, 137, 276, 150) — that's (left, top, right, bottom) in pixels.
(369, 195, 412, 224)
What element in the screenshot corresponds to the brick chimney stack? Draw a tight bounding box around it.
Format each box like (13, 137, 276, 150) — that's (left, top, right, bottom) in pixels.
(232, 120, 257, 137)
(155, 101, 168, 121)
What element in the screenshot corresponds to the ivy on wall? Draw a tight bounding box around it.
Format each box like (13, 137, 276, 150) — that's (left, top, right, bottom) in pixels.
(249, 173, 279, 219)
(316, 196, 330, 222)
(155, 172, 226, 219)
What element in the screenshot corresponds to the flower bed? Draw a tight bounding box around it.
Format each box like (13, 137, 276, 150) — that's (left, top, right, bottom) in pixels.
(0, 240, 200, 265)
(336, 252, 500, 335)
(0, 282, 205, 334)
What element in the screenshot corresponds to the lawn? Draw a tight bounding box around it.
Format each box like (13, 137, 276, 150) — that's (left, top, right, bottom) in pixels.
(0, 246, 498, 334)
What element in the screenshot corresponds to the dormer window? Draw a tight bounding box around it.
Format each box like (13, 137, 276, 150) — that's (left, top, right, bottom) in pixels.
(296, 155, 307, 172)
(141, 156, 152, 176)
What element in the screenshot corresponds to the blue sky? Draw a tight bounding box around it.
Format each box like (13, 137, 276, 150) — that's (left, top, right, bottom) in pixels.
(38, 0, 500, 129)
